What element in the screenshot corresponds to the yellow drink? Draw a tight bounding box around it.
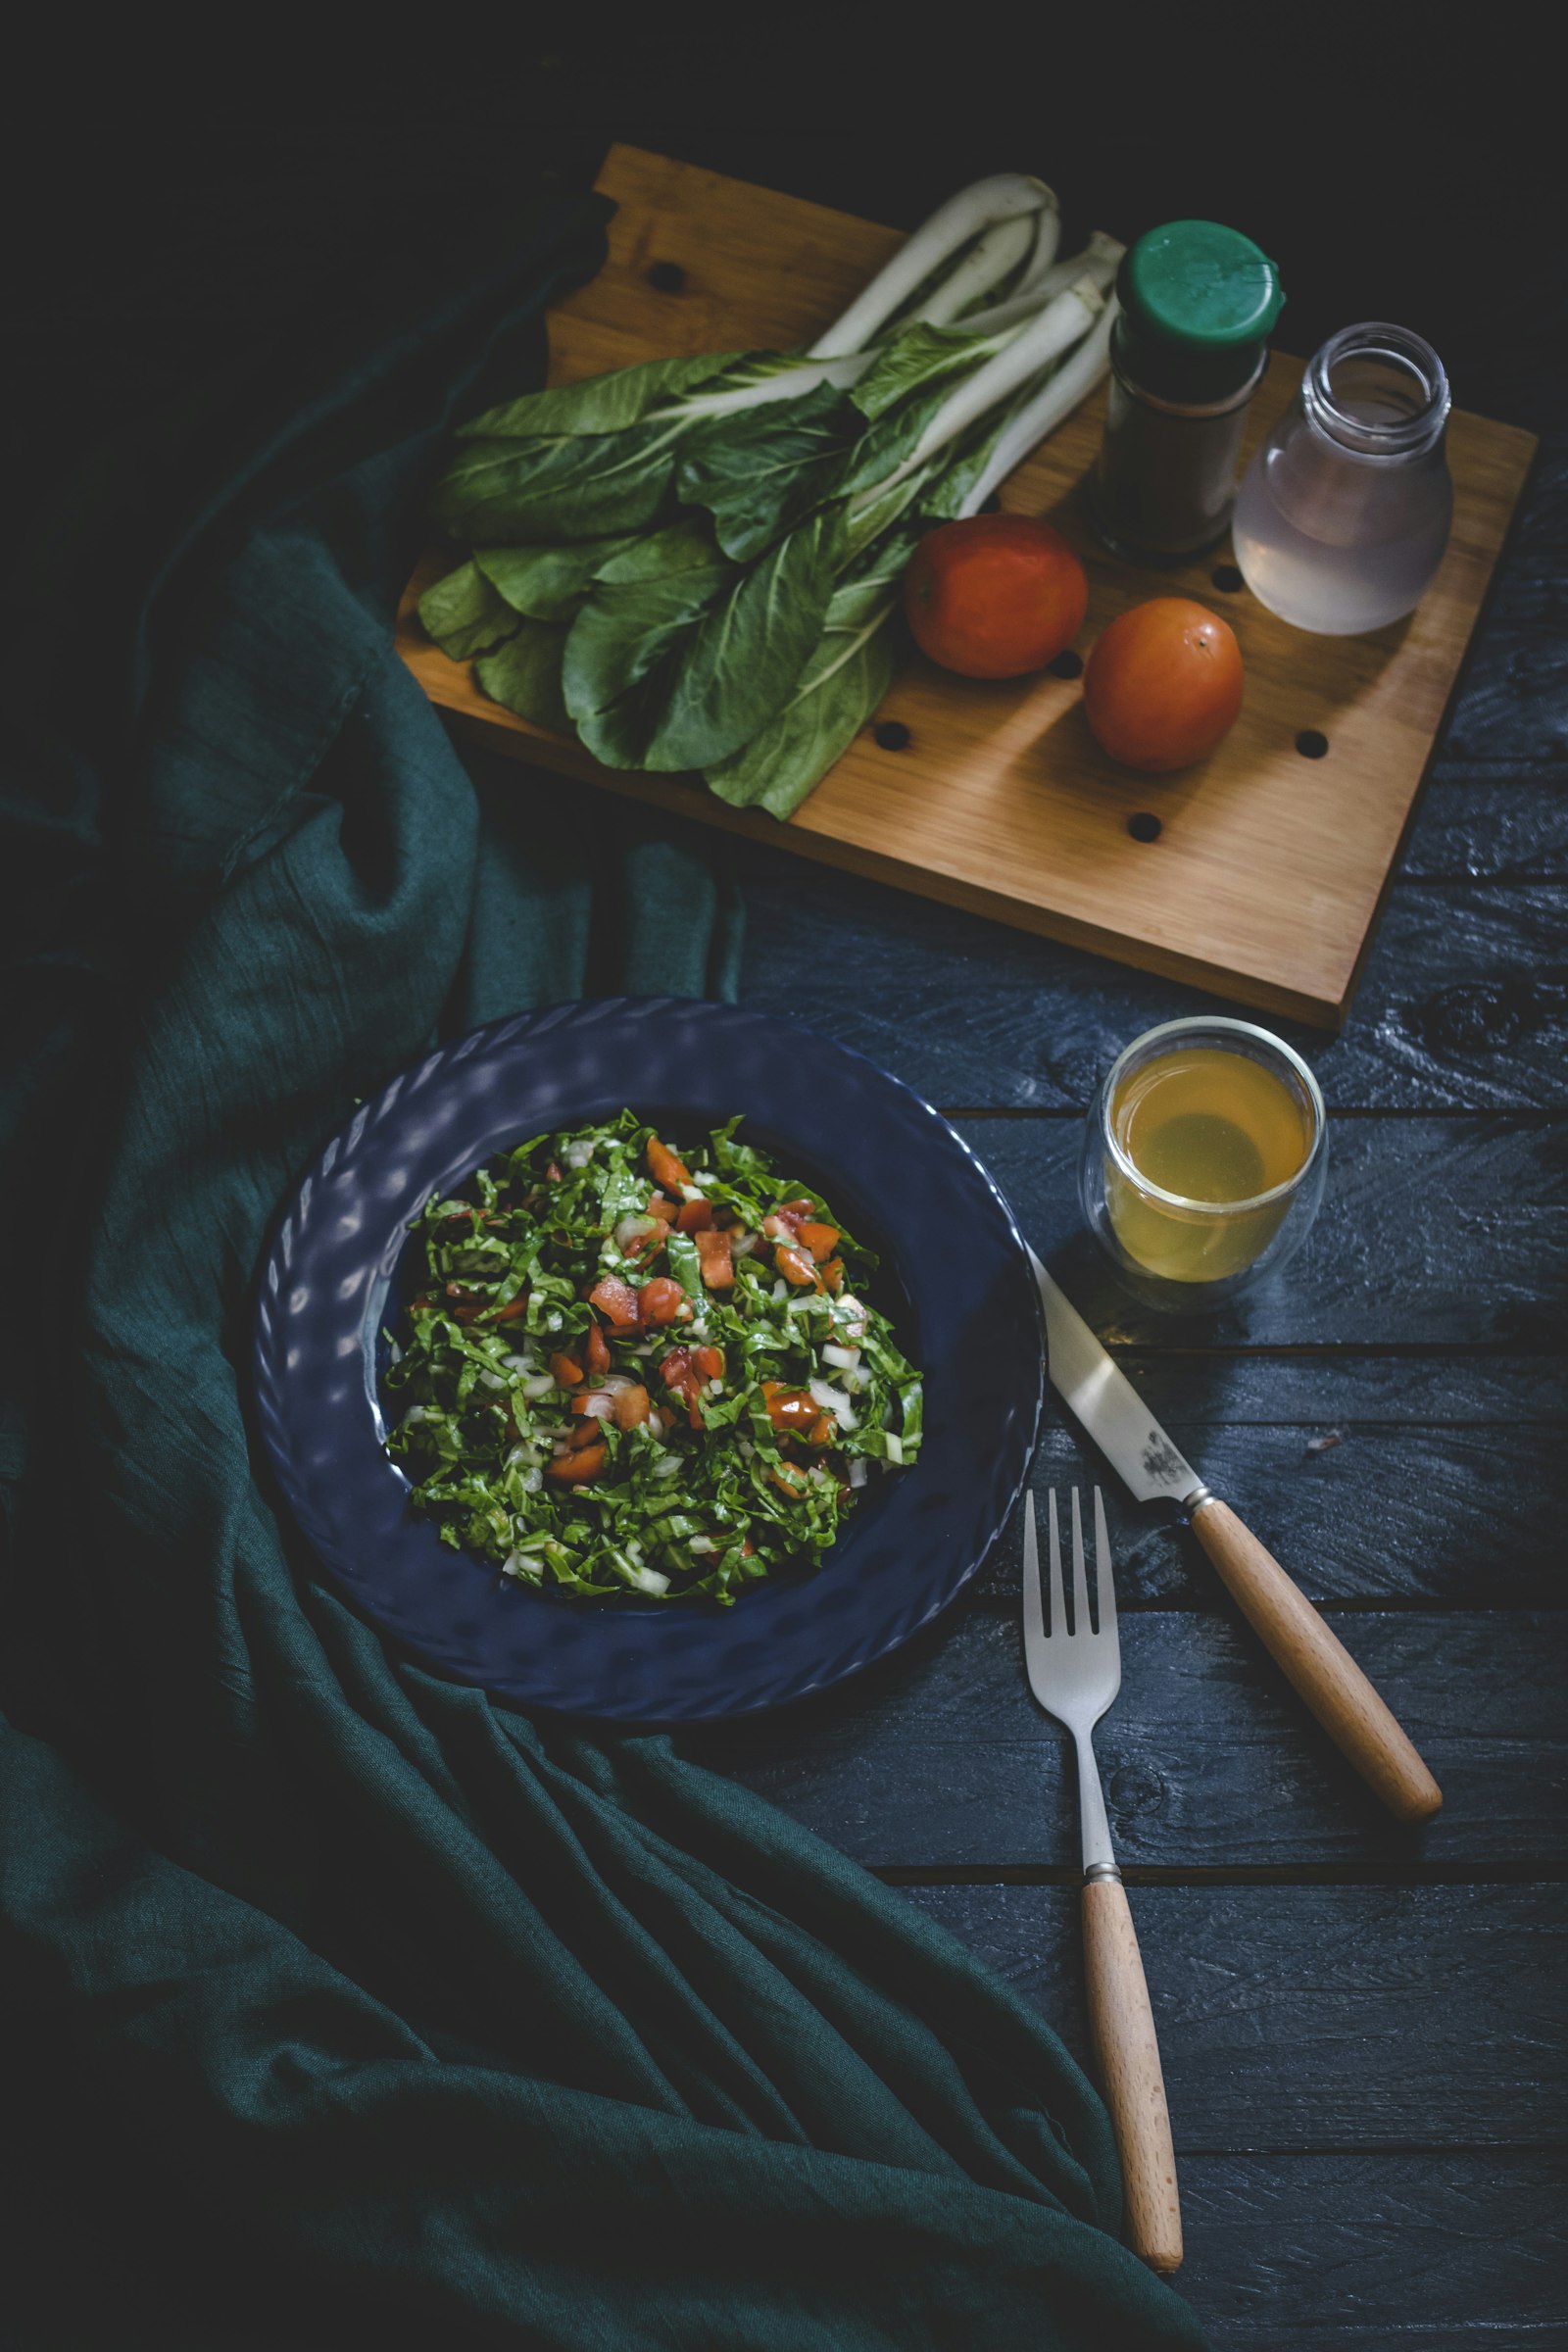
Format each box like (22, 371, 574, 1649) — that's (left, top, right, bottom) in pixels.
(1105, 1045, 1315, 1283)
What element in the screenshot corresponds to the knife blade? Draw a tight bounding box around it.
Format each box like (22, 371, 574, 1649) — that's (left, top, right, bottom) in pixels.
(1027, 1247, 1444, 1827)
(1032, 1251, 1202, 1508)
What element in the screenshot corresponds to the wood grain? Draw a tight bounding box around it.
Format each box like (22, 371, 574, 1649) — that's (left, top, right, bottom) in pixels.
(1171, 2153, 1567, 2346)
(906, 1882, 1567, 2147)
(399, 142, 1537, 1028)
(728, 841, 1568, 1109)
(686, 1609, 1568, 1870)
(1081, 1875, 1183, 2270)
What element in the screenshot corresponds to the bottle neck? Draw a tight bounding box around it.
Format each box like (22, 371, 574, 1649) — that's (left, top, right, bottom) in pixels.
(1301, 322, 1449, 462)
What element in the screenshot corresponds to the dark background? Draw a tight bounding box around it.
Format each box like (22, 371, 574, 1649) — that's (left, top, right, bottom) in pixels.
(4, 36, 1558, 511)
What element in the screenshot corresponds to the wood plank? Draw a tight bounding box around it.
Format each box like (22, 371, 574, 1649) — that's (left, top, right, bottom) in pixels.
(1406, 779, 1568, 879)
(1173, 2153, 1567, 2348)
(960, 1115, 1568, 1348)
(685, 1610, 1568, 1871)
(900, 1882, 1566, 2147)
(402, 141, 1538, 1030)
(973, 1416, 1563, 1608)
(724, 837, 1568, 1110)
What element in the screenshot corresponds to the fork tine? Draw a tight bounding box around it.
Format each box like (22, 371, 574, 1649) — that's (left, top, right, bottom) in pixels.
(1071, 1487, 1092, 1637)
(1022, 1492, 1045, 1643)
(1047, 1489, 1066, 1639)
(1093, 1487, 1118, 1648)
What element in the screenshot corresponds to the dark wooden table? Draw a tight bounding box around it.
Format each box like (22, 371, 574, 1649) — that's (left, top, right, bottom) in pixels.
(666, 451, 1568, 2344)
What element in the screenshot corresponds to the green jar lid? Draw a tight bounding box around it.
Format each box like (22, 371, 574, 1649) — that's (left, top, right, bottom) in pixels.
(1115, 220, 1285, 404)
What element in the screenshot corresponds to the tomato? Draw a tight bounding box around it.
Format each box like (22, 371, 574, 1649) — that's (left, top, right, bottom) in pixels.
(612, 1384, 652, 1430)
(695, 1228, 734, 1288)
(760, 1381, 819, 1434)
(675, 1198, 711, 1233)
(1082, 598, 1243, 771)
(795, 1220, 839, 1263)
(647, 1136, 692, 1192)
(646, 1193, 678, 1224)
(588, 1276, 640, 1328)
(637, 1276, 690, 1328)
(549, 1350, 583, 1387)
(584, 1320, 611, 1377)
(547, 1442, 605, 1484)
(903, 514, 1088, 679)
(774, 1244, 821, 1291)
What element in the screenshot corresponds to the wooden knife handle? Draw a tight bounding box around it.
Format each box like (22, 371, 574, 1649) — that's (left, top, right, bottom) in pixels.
(1190, 1496, 1443, 1825)
(1082, 1875, 1183, 2274)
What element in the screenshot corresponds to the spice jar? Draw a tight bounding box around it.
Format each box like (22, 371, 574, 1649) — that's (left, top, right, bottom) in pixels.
(1231, 322, 1452, 634)
(1092, 220, 1284, 563)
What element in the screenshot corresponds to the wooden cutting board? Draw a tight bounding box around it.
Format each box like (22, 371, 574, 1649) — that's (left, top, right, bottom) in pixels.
(396, 144, 1537, 1029)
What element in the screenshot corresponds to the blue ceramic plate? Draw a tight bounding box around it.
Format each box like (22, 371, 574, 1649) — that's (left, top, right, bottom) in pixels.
(253, 999, 1041, 1723)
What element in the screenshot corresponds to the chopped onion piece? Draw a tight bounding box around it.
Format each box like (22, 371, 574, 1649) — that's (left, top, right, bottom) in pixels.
(822, 1344, 860, 1371)
(808, 1376, 858, 1431)
(849, 1456, 869, 1489)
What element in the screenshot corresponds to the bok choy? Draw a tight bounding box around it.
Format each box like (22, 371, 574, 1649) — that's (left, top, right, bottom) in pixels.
(419, 174, 1122, 817)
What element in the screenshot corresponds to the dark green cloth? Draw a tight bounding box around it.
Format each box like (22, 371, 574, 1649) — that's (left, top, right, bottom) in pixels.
(0, 176, 1207, 2348)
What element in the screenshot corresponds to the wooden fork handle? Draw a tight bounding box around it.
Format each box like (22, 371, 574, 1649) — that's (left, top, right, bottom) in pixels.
(1189, 1496, 1443, 1825)
(1082, 1875, 1183, 2274)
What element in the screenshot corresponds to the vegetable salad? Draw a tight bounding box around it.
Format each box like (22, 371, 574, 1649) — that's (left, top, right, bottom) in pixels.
(384, 1113, 923, 1602)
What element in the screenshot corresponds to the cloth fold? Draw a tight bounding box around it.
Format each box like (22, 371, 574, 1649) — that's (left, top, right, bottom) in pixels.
(0, 165, 1206, 2348)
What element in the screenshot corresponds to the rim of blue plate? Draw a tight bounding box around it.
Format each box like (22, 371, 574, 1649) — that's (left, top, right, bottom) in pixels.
(252, 998, 1043, 1723)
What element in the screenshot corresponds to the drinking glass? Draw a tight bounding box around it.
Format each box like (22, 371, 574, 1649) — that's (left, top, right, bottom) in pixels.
(1079, 1017, 1328, 1311)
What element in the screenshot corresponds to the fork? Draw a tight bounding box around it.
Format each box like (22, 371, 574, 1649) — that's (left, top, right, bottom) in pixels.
(1023, 1487, 1183, 2274)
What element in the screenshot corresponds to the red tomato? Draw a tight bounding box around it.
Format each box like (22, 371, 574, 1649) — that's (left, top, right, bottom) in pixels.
(547, 1442, 605, 1484)
(588, 1276, 639, 1328)
(647, 1136, 692, 1192)
(637, 1276, 690, 1328)
(612, 1384, 652, 1430)
(584, 1320, 611, 1377)
(903, 514, 1088, 679)
(695, 1228, 734, 1288)
(1082, 598, 1244, 771)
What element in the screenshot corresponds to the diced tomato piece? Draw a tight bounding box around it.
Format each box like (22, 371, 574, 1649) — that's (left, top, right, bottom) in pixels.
(760, 1380, 819, 1435)
(570, 1390, 614, 1421)
(675, 1198, 712, 1233)
(819, 1258, 846, 1294)
(693, 1345, 725, 1383)
(487, 1293, 531, 1323)
(584, 1320, 611, 1377)
(547, 1442, 606, 1483)
(589, 1276, 640, 1328)
(646, 1193, 678, 1224)
(808, 1413, 835, 1446)
(623, 1221, 664, 1261)
(612, 1384, 652, 1430)
(796, 1221, 840, 1262)
(775, 1245, 822, 1291)
(655, 1405, 677, 1435)
(549, 1351, 584, 1387)
(660, 1346, 705, 1429)
(444, 1284, 487, 1322)
(648, 1136, 692, 1192)
(777, 1199, 816, 1229)
(567, 1414, 608, 1447)
(546, 1160, 564, 1183)
(695, 1229, 734, 1289)
(638, 1276, 690, 1327)
(741, 1539, 756, 1557)
(768, 1463, 809, 1500)
(409, 1293, 434, 1313)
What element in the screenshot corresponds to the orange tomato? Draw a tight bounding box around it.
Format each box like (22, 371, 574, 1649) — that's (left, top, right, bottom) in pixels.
(903, 514, 1088, 679)
(1082, 599, 1243, 771)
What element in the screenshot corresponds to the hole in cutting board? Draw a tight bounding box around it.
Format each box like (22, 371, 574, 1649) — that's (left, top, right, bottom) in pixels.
(646, 261, 686, 292)
(1296, 729, 1330, 759)
(1128, 812, 1162, 842)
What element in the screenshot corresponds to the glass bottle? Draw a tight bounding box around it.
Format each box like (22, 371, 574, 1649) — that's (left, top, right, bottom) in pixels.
(1093, 220, 1285, 563)
(1232, 322, 1452, 634)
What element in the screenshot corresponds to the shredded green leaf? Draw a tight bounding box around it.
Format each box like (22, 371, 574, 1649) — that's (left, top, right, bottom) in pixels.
(384, 1112, 924, 1604)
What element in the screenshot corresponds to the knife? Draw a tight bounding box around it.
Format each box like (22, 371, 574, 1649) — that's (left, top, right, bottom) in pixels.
(1030, 1250, 1443, 1826)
